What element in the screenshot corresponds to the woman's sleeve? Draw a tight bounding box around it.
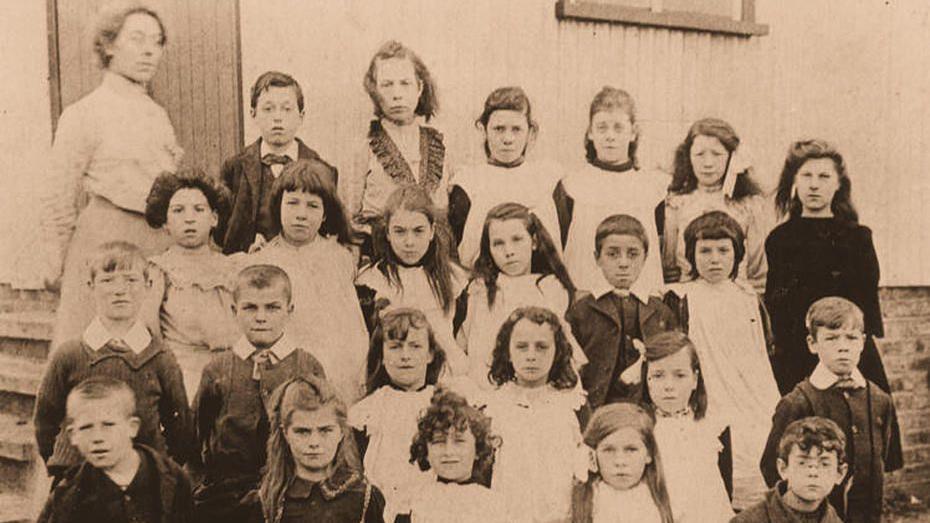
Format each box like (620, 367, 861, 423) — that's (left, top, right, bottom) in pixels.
(763, 230, 788, 344)
(447, 185, 471, 248)
(41, 103, 98, 278)
(141, 263, 166, 341)
(662, 195, 683, 283)
(744, 197, 773, 292)
(857, 227, 884, 337)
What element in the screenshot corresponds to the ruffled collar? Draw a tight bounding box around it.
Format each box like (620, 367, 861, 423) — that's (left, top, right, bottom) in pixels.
(149, 247, 234, 291)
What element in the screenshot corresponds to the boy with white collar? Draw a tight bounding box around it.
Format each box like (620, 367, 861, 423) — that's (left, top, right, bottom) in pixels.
(760, 297, 900, 523)
(35, 241, 194, 484)
(567, 214, 679, 409)
(191, 264, 325, 523)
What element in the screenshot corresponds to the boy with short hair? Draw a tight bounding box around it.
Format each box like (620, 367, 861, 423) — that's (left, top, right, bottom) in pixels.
(38, 377, 194, 523)
(35, 241, 194, 482)
(566, 214, 679, 408)
(760, 297, 901, 523)
(733, 416, 845, 522)
(191, 264, 326, 522)
(216, 71, 338, 254)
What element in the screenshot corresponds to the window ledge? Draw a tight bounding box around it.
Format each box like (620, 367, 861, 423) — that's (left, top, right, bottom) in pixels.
(555, 1, 769, 37)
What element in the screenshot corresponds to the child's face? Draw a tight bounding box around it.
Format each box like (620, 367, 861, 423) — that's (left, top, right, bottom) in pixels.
(388, 209, 434, 265)
(105, 13, 164, 84)
(689, 134, 729, 189)
(587, 110, 635, 165)
(374, 57, 422, 125)
(596, 427, 651, 491)
(596, 234, 645, 290)
(509, 319, 556, 388)
(252, 86, 303, 147)
(233, 283, 293, 349)
(807, 325, 864, 377)
(91, 267, 147, 323)
(285, 406, 343, 479)
(795, 158, 840, 217)
(694, 238, 735, 284)
(485, 110, 533, 165)
(280, 190, 324, 246)
(165, 188, 217, 250)
(646, 348, 698, 414)
(68, 397, 140, 472)
(383, 326, 433, 391)
(488, 218, 535, 277)
(427, 428, 477, 483)
(777, 445, 846, 505)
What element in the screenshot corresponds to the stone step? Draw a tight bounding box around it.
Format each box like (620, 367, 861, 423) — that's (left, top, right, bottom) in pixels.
(0, 354, 44, 398)
(0, 492, 33, 523)
(0, 414, 34, 462)
(0, 311, 54, 361)
(0, 284, 57, 315)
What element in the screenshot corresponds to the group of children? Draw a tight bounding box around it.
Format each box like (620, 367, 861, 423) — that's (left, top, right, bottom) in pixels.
(33, 37, 902, 523)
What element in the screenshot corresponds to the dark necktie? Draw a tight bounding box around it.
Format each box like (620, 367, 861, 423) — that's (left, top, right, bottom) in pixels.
(262, 153, 291, 166)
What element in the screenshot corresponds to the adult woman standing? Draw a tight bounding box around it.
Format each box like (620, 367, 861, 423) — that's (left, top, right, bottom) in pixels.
(41, 3, 182, 348)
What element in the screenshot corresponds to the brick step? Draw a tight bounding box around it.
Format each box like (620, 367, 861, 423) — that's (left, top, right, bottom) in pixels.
(0, 492, 33, 523)
(0, 354, 45, 397)
(0, 414, 34, 462)
(0, 311, 54, 361)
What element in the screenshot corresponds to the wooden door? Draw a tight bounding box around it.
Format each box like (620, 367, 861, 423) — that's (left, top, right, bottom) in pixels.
(48, 0, 243, 176)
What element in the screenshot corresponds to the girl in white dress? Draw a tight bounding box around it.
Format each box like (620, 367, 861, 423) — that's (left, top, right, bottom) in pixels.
(348, 308, 449, 521)
(404, 387, 506, 523)
(485, 306, 588, 523)
(670, 211, 780, 509)
(459, 203, 577, 386)
(556, 87, 667, 294)
(356, 186, 468, 374)
(640, 331, 734, 521)
(250, 160, 369, 403)
(449, 86, 562, 267)
(571, 403, 674, 523)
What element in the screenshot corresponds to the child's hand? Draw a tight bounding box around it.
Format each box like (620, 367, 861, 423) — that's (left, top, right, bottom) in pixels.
(247, 234, 268, 254)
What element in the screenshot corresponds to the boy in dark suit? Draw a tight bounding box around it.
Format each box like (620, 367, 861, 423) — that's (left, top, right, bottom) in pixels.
(760, 297, 901, 523)
(216, 71, 338, 253)
(567, 214, 678, 409)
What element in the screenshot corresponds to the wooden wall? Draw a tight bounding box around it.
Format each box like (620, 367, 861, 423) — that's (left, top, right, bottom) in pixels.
(239, 0, 930, 285)
(52, 0, 242, 177)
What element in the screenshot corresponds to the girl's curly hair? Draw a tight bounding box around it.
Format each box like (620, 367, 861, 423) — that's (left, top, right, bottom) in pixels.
(488, 306, 578, 390)
(409, 387, 501, 486)
(145, 168, 231, 232)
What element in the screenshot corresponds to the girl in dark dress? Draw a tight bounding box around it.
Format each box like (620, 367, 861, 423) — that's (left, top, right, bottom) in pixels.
(765, 138, 890, 394)
(764, 138, 903, 472)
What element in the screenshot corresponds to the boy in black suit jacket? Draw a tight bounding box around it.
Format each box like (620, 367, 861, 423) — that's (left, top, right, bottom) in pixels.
(215, 71, 338, 253)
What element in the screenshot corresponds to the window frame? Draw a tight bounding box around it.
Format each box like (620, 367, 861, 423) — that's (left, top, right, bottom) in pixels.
(555, 0, 769, 37)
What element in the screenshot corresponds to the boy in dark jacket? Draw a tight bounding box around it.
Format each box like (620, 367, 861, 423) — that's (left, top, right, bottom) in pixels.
(34, 241, 194, 484)
(760, 297, 901, 523)
(191, 264, 327, 522)
(734, 416, 845, 523)
(216, 71, 338, 254)
(38, 377, 194, 523)
(567, 214, 679, 409)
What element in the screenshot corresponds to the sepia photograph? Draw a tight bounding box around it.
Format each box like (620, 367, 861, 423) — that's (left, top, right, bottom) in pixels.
(0, 0, 929, 521)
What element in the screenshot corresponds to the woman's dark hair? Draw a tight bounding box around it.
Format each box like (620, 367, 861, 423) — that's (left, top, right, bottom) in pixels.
(269, 159, 352, 245)
(367, 308, 447, 394)
(682, 211, 746, 281)
(473, 202, 575, 308)
(373, 186, 459, 313)
(584, 86, 639, 167)
(145, 168, 231, 232)
(669, 117, 762, 200)
(640, 331, 708, 420)
(363, 40, 439, 122)
(475, 86, 537, 159)
(488, 306, 578, 390)
(94, 3, 166, 68)
(774, 138, 858, 222)
(409, 387, 501, 487)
